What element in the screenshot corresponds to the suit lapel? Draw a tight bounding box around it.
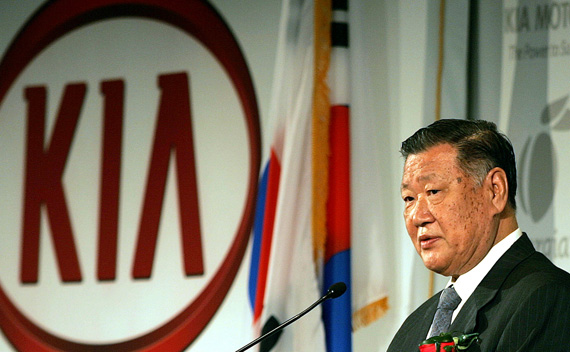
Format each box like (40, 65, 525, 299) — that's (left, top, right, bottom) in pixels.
(391, 293, 440, 350)
(448, 233, 536, 334)
(406, 293, 440, 346)
(418, 297, 439, 339)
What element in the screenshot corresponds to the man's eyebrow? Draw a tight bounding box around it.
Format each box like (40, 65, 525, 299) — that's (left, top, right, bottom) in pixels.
(400, 173, 441, 192)
(401, 173, 437, 186)
(418, 173, 437, 182)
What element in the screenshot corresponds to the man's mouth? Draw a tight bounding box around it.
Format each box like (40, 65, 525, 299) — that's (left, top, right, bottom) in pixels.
(419, 234, 439, 249)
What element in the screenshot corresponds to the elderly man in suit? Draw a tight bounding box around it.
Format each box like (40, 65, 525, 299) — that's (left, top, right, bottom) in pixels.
(387, 119, 570, 351)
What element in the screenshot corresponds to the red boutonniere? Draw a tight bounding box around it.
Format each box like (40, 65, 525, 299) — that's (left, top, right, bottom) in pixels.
(419, 332, 480, 352)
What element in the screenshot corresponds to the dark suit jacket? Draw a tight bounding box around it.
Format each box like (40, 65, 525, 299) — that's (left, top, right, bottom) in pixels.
(387, 234, 570, 351)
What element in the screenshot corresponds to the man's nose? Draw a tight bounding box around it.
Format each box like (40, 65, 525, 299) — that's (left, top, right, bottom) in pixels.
(411, 196, 434, 227)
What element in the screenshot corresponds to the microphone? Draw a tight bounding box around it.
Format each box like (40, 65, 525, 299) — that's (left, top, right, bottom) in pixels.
(327, 281, 347, 298)
(236, 282, 347, 352)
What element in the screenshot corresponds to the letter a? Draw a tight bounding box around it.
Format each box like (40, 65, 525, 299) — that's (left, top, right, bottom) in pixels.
(132, 72, 204, 279)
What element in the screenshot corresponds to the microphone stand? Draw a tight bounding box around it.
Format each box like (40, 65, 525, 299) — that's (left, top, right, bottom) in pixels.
(235, 282, 346, 352)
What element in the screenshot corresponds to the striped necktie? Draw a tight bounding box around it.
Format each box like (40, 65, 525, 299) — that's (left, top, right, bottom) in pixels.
(428, 285, 461, 338)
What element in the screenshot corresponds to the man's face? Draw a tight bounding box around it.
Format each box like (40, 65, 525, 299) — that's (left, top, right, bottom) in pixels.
(400, 143, 498, 277)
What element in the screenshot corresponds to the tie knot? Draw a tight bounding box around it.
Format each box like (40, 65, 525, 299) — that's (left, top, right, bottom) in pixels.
(437, 285, 461, 310)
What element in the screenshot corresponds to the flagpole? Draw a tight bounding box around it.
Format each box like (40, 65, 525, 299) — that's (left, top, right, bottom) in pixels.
(435, 0, 446, 124)
(430, 0, 446, 298)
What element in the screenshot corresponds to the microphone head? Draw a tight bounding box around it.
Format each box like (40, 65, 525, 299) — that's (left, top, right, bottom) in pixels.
(327, 282, 347, 299)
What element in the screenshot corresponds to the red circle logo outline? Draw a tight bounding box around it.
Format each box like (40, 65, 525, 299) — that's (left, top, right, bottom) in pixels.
(0, 0, 261, 350)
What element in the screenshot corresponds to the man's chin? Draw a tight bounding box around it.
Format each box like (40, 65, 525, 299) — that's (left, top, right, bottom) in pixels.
(421, 257, 448, 276)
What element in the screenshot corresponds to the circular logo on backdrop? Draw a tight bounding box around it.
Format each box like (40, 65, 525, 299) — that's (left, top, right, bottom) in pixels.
(0, 0, 260, 350)
(519, 94, 570, 222)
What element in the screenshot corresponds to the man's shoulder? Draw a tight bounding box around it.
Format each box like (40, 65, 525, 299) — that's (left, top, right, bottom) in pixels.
(518, 249, 570, 279)
(495, 233, 570, 287)
(503, 250, 570, 293)
(473, 239, 570, 314)
(470, 249, 570, 351)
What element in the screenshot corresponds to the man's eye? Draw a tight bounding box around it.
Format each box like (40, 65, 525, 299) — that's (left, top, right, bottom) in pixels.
(427, 190, 440, 195)
(403, 196, 414, 202)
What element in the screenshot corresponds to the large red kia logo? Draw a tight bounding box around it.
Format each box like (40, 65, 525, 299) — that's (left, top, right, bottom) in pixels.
(0, 0, 260, 350)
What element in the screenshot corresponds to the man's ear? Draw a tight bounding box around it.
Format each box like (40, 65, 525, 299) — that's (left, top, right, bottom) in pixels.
(487, 167, 509, 214)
